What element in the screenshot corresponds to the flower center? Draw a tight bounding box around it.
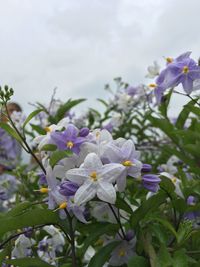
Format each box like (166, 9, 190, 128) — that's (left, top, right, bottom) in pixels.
(96, 131, 100, 138)
(66, 141, 74, 149)
(166, 57, 173, 63)
(149, 83, 157, 89)
(122, 160, 133, 167)
(171, 177, 177, 184)
(90, 171, 98, 181)
(44, 127, 51, 133)
(118, 249, 126, 257)
(182, 66, 189, 74)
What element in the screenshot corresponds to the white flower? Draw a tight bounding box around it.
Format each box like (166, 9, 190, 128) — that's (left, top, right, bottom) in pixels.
(12, 235, 35, 258)
(34, 124, 62, 150)
(91, 202, 117, 223)
(160, 172, 184, 198)
(43, 225, 65, 252)
(81, 129, 113, 158)
(66, 153, 125, 205)
(116, 93, 134, 113)
(145, 61, 160, 78)
(159, 156, 179, 175)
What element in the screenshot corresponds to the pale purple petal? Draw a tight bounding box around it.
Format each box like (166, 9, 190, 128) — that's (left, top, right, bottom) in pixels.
(74, 181, 96, 205)
(97, 182, 116, 204)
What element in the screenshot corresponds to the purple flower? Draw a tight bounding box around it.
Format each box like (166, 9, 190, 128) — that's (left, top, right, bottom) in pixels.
(59, 181, 79, 197)
(51, 124, 85, 154)
(165, 57, 200, 94)
(141, 164, 152, 173)
(184, 196, 200, 220)
(142, 174, 161, 192)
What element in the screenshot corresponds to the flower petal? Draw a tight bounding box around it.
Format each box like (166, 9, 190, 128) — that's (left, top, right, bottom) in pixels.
(97, 181, 116, 204)
(66, 168, 88, 185)
(100, 164, 125, 183)
(74, 181, 96, 205)
(83, 153, 103, 170)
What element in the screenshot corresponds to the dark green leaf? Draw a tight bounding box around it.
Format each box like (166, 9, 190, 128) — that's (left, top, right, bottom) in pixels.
(50, 150, 73, 167)
(23, 109, 43, 129)
(6, 257, 54, 267)
(88, 241, 120, 267)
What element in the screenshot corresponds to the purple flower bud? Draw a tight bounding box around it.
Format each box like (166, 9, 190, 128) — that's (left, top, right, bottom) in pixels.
(125, 230, 135, 241)
(142, 174, 161, 192)
(0, 190, 8, 201)
(59, 181, 79, 197)
(38, 173, 47, 186)
(79, 127, 90, 137)
(24, 227, 33, 238)
(141, 164, 152, 173)
(126, 86, 137, 96)
(187, 196, 196, 206)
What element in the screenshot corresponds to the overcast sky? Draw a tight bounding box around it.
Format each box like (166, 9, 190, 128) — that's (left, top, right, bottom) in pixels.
(0, 0, 200, 114)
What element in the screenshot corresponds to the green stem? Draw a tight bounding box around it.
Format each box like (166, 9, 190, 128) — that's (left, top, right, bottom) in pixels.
(5, 103, 46, 174)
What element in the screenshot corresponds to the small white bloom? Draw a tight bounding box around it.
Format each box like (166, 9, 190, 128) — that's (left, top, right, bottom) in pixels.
(34, 124, 62, 150)
(145, 61, 160, 78)
(160, 172, 184, 198)
(12, 235, 35, 258)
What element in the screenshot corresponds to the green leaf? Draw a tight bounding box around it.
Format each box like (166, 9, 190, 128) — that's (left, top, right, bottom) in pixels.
(97, 98, 108, 107)
(175, 100, 194, 129)
(88, 241, 120, 267)
(79, 223, 119, 257)
(131, 191, 167, 228)
(30, 123, 46, 135)
(22, 109, 43, 129)
(148, 216, 178, 240)
(0, 208, 68, 237)
(157, 245, 173, 267)
(50, 150, 73, 167)
(128, 255, 149, 267)
(40, 144, 57, 151)
(159, 89, 173, 117)
(115, 196, 134, 215)
(173, 249, 188, 267)
(6, 257, 54, 267)
(0, 122, 22, 143)
(6, 201, 32, 217)
(55, 98, 86, 122)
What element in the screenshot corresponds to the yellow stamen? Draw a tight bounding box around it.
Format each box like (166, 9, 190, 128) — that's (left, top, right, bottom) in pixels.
(39, 187, 49, 193)
(122, 160, 133, 167)
(90, 171, 98, 181)
(118, 249, 126, 257)
(183, 66, 189, 74)
(171, 177, 177, 184)
(59, 202, 67, 209)
(54, 202, 68, 212)
(66, 141, 74, 149)
(166, 57, 173, 63)
(96, 131, 100, 138)
(149, 83, 157, 89)
(95, 239, 104, 246)
(44, 127, 51, 133)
